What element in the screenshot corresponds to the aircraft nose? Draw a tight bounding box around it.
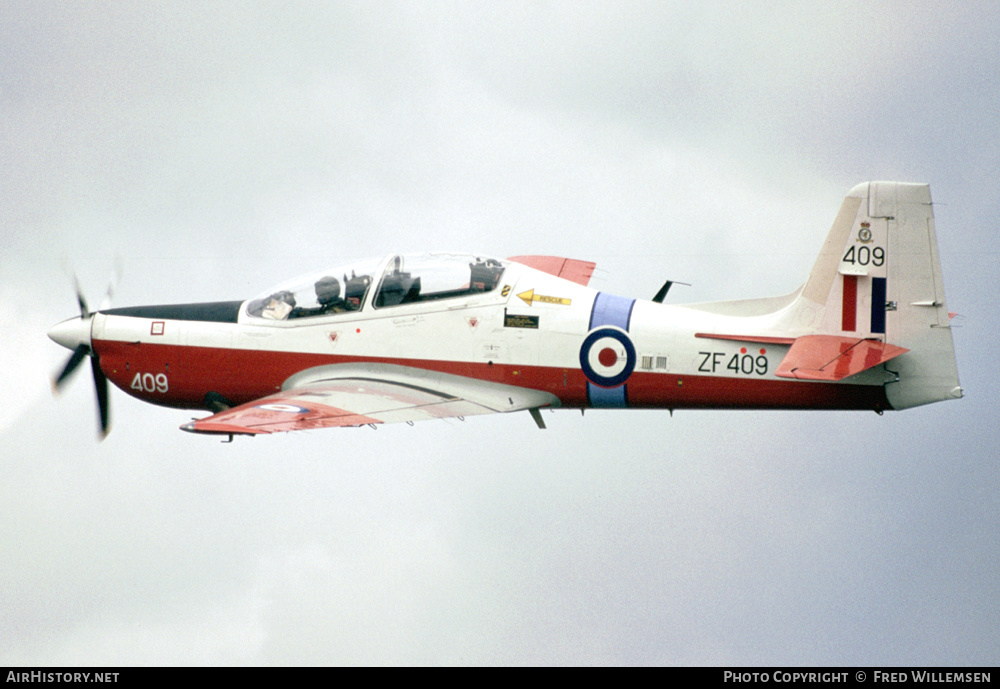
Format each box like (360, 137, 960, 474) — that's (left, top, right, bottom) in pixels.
(48, 316, 93, 352)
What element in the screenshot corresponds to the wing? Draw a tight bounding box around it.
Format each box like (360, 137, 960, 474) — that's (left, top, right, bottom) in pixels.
(774, 335, 909, 381)
(507, 255, 596, 286)
(181, 363, 561, 436)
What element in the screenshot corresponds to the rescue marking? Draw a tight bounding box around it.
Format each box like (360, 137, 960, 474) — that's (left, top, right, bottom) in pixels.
(151, 321, 165, 336)
(517, 289, 571, 307)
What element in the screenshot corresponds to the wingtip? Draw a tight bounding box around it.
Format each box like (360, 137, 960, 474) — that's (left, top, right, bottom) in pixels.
(181, 420, 266, 436)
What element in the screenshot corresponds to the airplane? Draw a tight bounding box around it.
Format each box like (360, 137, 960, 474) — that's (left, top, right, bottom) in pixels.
(48, 181, 962, 440)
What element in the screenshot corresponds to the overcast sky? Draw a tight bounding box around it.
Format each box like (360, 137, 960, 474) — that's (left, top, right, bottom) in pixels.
(2, 1, 998, 665)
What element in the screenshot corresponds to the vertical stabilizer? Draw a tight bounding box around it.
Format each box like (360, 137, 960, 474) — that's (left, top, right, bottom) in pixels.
(787, 182, 962, 409)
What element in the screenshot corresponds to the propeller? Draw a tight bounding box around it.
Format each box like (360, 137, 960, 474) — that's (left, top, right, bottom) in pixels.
(50, 263, 120, 439)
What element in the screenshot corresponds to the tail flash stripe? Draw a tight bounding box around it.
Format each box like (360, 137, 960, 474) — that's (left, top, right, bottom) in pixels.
(871, 277, 887, 334)
(841, 275, 857, 332)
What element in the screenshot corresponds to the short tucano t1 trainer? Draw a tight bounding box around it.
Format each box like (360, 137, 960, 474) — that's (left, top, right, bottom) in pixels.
(49, 182, 962, 440)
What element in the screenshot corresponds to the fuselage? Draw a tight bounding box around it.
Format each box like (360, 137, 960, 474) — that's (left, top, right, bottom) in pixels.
(84, 254, 891, 415)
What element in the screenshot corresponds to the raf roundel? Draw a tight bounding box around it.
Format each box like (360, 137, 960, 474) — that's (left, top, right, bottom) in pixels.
(256, 403, 311, 414)
(579, 327, 636, 388)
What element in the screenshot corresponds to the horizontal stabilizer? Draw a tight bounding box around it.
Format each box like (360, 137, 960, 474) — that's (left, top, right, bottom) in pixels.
(775, 335, 909, 381)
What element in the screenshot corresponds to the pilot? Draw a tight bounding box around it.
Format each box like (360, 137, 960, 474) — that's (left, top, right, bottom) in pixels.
(289, 276, 349, 318)
(314, 276, 349, 314)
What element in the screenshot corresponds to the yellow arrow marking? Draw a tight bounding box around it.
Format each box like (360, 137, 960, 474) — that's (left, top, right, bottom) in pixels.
(517, 289, 572, 307)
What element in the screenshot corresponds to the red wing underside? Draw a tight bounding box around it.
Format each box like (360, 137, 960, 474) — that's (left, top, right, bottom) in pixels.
(181, 364, 561, 436)
(184, 380, 500, 435)
(774, 335, 909, 381)
(507, 255, 596, 286)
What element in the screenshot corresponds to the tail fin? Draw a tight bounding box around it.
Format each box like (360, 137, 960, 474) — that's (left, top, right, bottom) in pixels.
(790, 182, 962, 409)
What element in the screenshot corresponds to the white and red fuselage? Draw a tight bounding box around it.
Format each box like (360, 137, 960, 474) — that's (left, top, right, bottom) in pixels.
(49, 183, 963, 436)
(89, 257, 886, 415)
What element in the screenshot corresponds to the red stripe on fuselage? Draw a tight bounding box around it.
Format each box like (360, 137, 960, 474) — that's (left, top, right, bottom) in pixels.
(93, 339, 890, 413)
(625, 370, 889, 411)
(92, 339, 593, 409)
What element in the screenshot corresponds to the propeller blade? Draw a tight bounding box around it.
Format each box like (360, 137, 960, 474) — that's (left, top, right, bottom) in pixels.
(52, 344, 90, 392)
(53, 263, 119, 439)
(92, 355, 110, 438)
(72, 274, 90, 319)
(98, 255, 123, 312)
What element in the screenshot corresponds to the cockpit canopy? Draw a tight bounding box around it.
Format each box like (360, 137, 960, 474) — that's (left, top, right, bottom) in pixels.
(246, 253, 507, 321)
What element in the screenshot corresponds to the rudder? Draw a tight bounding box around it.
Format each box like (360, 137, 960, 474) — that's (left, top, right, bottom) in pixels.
(876, 182, 962, 408)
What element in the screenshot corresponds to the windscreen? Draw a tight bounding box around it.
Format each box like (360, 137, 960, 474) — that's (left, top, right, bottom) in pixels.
(246, 257, 381, 320)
